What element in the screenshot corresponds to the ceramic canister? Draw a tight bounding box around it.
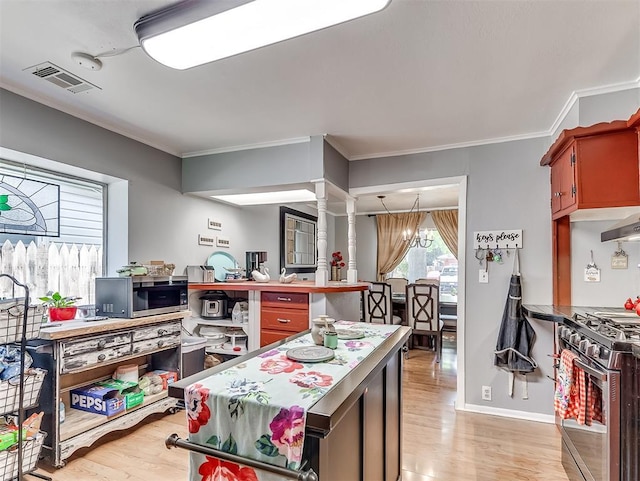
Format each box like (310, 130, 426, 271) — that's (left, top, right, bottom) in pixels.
(311, 315, 336, 345)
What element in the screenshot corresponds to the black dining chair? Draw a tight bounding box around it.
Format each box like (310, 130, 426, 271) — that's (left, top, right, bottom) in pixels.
(361, 282, 402, 325)
(405, 282, 444, 362)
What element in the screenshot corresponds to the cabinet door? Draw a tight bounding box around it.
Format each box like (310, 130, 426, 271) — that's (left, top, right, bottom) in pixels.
(551, 144, 576, 216)
(576, 130, 640, 208)
(260, 329, 292, 347)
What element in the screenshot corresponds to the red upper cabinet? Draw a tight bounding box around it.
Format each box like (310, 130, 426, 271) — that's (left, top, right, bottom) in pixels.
(541, 112, 640, 219)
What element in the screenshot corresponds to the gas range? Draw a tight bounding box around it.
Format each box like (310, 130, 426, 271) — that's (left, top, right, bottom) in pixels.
(560, 309, 640, 370)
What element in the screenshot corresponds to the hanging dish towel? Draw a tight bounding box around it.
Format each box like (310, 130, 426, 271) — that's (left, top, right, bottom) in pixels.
(554, 349, 580, 420)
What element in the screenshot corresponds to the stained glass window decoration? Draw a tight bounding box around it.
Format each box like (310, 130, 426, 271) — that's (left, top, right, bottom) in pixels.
(0, 173, 60, 236)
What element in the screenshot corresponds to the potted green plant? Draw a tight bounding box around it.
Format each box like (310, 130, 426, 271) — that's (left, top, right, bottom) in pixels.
(39, 292, 78, 321)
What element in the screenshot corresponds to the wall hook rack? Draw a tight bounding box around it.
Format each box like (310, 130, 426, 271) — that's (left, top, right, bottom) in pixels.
(473, 229, 523, 250)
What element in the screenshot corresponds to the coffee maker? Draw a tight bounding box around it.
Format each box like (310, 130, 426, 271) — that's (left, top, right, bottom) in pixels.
(246, 251, 267, 279)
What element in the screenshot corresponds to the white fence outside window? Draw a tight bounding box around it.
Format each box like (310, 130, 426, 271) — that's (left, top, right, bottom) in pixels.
(0, 240, 103, 304)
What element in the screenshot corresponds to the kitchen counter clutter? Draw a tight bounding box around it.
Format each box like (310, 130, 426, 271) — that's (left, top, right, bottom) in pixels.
(168, 321, 411, 481)
(28, 310, 190, 467)
(188, 280, 370, 293)
(187, 281, 370, 359)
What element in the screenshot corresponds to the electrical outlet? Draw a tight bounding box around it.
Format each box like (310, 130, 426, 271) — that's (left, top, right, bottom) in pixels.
(482, 385, 492, 401)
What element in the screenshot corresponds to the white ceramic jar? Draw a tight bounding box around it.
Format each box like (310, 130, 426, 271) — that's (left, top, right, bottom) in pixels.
(311, 315, 336, 345)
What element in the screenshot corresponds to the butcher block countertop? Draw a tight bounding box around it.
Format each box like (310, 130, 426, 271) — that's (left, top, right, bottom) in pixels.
(188, 280, 370, 293)
(38, 310, 191, 340)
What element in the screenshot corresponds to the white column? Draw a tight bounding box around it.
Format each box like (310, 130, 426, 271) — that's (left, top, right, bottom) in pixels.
(315, 181, 329, 286)
(346, 196, 358, 283)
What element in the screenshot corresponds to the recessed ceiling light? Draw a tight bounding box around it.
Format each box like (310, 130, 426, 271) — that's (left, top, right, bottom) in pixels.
(212, 189, 316, 205)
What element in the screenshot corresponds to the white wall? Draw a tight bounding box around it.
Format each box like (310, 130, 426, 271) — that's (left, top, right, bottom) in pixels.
(571, 219, 640, 306)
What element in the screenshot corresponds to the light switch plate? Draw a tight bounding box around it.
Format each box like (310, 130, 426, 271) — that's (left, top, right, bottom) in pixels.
(479, 269, 489, 283)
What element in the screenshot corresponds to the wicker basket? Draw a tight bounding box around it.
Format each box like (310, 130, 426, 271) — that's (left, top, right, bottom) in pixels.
(0, 369, 47, 416)
(0, 431, 45, 481)
(0, 300, 45, 344)
(144, 263, 176, 276)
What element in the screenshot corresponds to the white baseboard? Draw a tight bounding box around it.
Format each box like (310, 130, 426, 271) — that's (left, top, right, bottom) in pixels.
(461, 403, 556, 424)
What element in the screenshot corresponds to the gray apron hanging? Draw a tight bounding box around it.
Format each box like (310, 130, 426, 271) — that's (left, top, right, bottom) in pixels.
(494, 249, 538, 398)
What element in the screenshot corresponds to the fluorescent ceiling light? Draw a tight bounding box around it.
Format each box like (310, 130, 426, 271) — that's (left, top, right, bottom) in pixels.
(136, 0, 391, 70)
(212, 189, 316, 205)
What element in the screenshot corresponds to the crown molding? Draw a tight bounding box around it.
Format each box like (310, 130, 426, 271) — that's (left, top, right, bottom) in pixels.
(182, 136, 310, 158)
(349, 77, 640, 161)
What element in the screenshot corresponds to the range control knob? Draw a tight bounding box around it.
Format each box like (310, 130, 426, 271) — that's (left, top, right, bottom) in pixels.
(587, 344, 601, 358)
(578, 339, 590, 353)
(569, 333, 581, 345)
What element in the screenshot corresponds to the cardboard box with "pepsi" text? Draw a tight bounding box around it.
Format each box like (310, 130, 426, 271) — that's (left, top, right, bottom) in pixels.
(70, 385, 125, 417)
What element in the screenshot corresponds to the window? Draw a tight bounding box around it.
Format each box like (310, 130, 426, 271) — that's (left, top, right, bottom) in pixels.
(0, 160, 105, 304)
(387, 229, 458, 303)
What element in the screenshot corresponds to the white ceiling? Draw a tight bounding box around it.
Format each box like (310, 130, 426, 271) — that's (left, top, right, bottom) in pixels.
(1, 0, 639, 214)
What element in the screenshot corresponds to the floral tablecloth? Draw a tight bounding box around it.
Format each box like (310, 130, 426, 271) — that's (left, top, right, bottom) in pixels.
(185, 320, 399, 481)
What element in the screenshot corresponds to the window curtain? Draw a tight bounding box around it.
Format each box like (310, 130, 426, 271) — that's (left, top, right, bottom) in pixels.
(432, 209, 458, 259)
(376, 211, 427, 281)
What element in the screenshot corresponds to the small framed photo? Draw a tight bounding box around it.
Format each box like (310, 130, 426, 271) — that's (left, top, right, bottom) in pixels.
(208, 219, 222, 230)
(198, 234, 215, 246)
(216, 236, 230, 248)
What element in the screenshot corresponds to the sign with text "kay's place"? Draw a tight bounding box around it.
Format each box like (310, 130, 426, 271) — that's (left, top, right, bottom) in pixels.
(473, 230, 523, 249)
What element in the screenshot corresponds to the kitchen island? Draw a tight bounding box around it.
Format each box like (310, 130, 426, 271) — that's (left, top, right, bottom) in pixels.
(168, 322, 411, 481)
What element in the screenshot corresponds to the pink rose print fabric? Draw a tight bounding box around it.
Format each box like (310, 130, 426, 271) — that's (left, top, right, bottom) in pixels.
(185, 383, 212, 434)
(186, 321, 398, 481)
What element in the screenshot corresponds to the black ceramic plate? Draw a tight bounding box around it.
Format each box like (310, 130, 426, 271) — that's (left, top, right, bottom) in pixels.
(286, 346, 335, 363)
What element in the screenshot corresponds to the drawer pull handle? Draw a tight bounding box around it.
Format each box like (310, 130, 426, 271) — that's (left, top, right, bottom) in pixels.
(97, 340, 106, 349)
(158, 329, 168, 336)
(277, 297, 292, 302)
(277, 318, 291, 323)
(158, 340, 165, 348)
(97, 354, 106, 362)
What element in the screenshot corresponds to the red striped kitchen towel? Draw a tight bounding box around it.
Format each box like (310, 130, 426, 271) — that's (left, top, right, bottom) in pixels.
(554, 349, 580, 420)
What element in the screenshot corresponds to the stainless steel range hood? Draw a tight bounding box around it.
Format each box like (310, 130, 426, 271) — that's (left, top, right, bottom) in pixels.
(601, 212, 640, 242)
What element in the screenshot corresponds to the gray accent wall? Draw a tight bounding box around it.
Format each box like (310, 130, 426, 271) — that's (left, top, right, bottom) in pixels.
(346, 88, 640, 416)
(0, 88, 289, 276)
(322, 139, 350, 191)
(182, 138, 322, 194)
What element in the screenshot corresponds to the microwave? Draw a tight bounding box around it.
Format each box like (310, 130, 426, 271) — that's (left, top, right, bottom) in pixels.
(95, 276, 188, 318)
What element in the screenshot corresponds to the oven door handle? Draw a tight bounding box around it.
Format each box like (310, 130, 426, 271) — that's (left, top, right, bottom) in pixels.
(574, 359, 607, 381)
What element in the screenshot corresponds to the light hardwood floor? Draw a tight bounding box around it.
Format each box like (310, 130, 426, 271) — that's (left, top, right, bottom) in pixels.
(34, 333, 569, 480)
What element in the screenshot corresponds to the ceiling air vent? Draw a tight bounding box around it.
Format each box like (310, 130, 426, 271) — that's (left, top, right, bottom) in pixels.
(25, 62, 100, 94)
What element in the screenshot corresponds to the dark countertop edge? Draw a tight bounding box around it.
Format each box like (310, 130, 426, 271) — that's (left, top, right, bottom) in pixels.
(522, 305, 567, 323)
(305, 325, 411, 437)
(168, 325, 412, 437)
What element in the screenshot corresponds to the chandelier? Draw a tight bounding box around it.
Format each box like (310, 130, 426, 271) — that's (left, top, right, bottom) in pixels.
(377, 194, 434, 248)
(403, 227, 434, 249)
